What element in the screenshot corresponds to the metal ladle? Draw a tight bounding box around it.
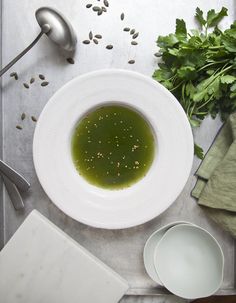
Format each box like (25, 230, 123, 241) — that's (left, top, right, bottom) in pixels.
(0, 7, 77, 77)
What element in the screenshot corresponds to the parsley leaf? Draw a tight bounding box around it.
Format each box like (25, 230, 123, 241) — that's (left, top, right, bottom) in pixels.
(153, 7, 236, 159)
(195, 7, 206, 28)
(207, 7, 228, 27)
(194, 143, 204, 160)
(175, 19, 187, 38)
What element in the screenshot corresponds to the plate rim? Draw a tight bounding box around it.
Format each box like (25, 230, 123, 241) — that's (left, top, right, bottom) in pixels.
(33, 69, 194, 229)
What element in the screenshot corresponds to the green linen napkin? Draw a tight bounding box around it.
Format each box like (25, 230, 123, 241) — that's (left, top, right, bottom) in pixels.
(192, 113, 236, 238)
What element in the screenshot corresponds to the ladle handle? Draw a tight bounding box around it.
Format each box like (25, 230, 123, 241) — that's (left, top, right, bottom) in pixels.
(0, 25, 50, 77)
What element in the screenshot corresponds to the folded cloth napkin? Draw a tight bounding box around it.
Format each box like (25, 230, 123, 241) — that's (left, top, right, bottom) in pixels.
(192, 112, 236, 238)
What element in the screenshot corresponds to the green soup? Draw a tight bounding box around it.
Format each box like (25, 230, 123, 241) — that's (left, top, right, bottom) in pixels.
(71, 105, 155, 189)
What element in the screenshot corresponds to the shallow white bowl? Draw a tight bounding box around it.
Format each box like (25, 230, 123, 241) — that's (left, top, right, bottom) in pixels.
(154, 224, 224, 299)
(143, 221, 193, 285)
(33, 69, 193, 229)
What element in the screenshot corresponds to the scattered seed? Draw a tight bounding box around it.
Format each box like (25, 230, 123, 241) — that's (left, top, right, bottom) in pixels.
(132, 32, 139, 39)
(31, 116, 37, 122)
(39, 74, 45, 80)
(92, 6, 100, 11)
(154, 52, 161, 57)
(106, 44, 113, 50)
(130, 29, 135, 35)
(93, 39, 98, 44)
(16, 125, 22, 130)
(30, 77, 35, 84)
(83, 40, 90, 44)
(89, 31, 93, 40)
(21, 113, 26, 120)
(120, 13, 124, 20)
(128, 60, 135, 64)
(41, 81, 49, 87)
(104, 0, 109, 7)
(10, 72, 18, 80)
(101, 6, 107, 12)
(67, 57, 75, 64)
(95, 34, 102, 39)
(123, 27, 130, 32)
(23, 83, 29, 89)
(97, 9, 103, 15)
(131, 41, 138, 45)
(86, 3, 92, 8)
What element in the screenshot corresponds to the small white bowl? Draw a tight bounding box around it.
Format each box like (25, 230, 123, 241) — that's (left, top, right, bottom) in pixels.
(143, 221, 193, 285)
(154, 224, 224, 299)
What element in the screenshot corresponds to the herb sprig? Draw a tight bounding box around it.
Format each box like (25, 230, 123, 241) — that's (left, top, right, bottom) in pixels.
(153, 7, 236, 158)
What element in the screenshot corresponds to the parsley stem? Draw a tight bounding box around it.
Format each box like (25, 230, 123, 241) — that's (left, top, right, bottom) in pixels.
(181, 83, 186, 107)
(208, 46, 225, 50)
(193, 111, 208, 115)
(197, 93, 215, 110)
(169, 80, 185, 92)
(190, 104, 196, 118)
(197, 59, 229, 72)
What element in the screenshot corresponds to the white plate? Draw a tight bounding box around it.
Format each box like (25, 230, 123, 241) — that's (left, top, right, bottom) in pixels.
(154, 224, 224, 299)
(33, 69, 193, 229)
(143, 221, 194, 285)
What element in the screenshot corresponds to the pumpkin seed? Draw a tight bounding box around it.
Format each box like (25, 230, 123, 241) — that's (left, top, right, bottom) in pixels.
(89, 31, 93, 40)
(39, 74, 45, 80)
(41, 81, 49, 87)
(104, 0, 109, 7)
(93, 39, 98, 44)
(31, 116, 37, 122)
(83, 40, 90, 44)
(30, 77, 35, 84)
(67, 57, 75, 64)
(128, 60, 135, 64)
(10, 72, 17, 77)
(97, 9, 103, 15)
(95, 34, 102, 39)
(106, 44, 113, 50)
(10, 72, 18, 80)
(132, 32, 139, 39)
(131, 41, 138, 45)
(120, 13, 124, 20)
(86, 3, 92, 8)
(101, 6, 107, 12)
(21, 113, 26, 121)
(93, 6, 100, 11)
(130, 29, 135, 35)
(16, 125, 22, 130)
(23, 83, 29, 89)
(123, 27, 130, 32)
(154, 52, 161, 57)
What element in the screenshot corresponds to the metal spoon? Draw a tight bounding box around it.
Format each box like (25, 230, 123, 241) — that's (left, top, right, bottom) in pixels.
(0, 7, 77, 77)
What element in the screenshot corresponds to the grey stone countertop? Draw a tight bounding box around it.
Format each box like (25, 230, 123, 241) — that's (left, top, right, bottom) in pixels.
(1, 0, 235, 302)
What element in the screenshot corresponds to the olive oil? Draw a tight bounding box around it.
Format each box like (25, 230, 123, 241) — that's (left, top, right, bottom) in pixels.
(71, 105, 155, 189)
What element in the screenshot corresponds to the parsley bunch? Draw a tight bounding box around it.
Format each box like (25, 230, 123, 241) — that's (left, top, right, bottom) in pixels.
(153, 7, 236, 158)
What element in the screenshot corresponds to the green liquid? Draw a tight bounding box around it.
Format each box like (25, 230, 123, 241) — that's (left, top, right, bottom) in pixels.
(71, 105, 155, 189)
